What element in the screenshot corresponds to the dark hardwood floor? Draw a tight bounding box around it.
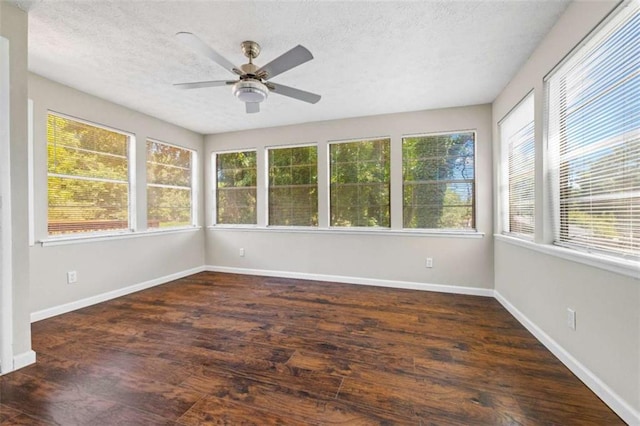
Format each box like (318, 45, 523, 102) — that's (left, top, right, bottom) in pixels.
(1, 272, 623, 425)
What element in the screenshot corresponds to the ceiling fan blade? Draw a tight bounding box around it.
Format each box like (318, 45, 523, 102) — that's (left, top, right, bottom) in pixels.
(246, 102, 260, 114)
(173, 80, 235, 90)
(268, 83, 321, 104)
(257, 45, 313, 80)
(176, 32, 243, 76)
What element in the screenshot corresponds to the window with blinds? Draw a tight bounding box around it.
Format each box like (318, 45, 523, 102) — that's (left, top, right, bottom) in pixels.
(330, 138, 390, 227)
(47, 113, 131, 235)
(547, 2, 639, 259)
(500, 94, 535, 238)
(268, 145, 318, 226)
(215, 150, 257, 225)
(146, 140, 194, 229)
(403, 132, 475, 229)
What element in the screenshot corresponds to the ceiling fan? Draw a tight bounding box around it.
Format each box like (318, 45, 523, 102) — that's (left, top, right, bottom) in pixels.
(174, 32, 321, 113)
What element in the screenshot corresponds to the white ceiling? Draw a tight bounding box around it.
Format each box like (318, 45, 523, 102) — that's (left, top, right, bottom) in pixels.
(23, 0, 570, 135)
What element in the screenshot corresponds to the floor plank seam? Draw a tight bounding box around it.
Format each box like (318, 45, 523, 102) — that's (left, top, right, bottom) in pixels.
(176, 392, 209, 425)
(334, 377, 345, 399)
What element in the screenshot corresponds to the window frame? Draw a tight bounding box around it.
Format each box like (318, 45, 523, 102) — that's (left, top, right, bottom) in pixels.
(46, 110, 136, 238)
(211, 148, 258, 227)
(145, 138, 198, 231)
(265, 142, 319, 228)
(498, 92, 535, 240)
(327, 136, 392, 229)
(544, 1, 639, 261)
(401, 130, 477, 231)
(494, 0, 639, 279)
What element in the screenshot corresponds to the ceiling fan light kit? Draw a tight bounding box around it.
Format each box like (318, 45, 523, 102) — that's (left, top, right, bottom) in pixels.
(174, 33, 321, 114)
(233, 80, 268, 103)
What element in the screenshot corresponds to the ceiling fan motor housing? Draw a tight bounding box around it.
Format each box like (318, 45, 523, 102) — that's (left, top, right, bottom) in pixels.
(233, 79, 269, 103)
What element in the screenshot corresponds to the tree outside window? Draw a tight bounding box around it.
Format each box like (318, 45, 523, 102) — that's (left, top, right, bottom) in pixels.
(329, 138, 390, 227)
(47, 113, 131, 235)
(403, 132, 475, 230)
(216, 151, 257, 225)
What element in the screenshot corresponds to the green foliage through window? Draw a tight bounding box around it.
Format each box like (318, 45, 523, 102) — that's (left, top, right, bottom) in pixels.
(330, 138, 391, 227)
(146, 140, 193, 228)
(403, 132, 475, 229)
(216, 151, 257, 224)
(268, 145, 318, 226)
(47, 113, 130, 235)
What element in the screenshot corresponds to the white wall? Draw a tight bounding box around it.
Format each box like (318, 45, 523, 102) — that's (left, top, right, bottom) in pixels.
(492, 1, 639, 421)
(28, 74, 205, 316)
(205, 105, 494, 291)
(0, 2, 32, 370)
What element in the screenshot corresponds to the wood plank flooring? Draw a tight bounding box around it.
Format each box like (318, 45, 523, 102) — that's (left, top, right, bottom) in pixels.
(0, 272, 624, 425)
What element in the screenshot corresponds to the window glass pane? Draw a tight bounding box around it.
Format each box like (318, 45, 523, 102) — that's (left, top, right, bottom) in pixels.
(330, 139, 390, 227)
(216, 151, 257, 224)
(146, 140, 194, 228)
(268, 146, 318, 226)
(402, 132, 475, 229)
(500, 93, 535, 238)
(547, 3, 639, 258)
(47, 113, 130, 235)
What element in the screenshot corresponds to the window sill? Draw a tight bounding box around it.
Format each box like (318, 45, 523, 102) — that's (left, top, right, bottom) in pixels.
(494, 234, 639, 279)
(40, 226, 202, 247)
(208, 225, 485, 239)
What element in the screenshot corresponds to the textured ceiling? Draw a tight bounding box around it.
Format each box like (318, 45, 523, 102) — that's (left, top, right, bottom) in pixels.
(25, 1, 570, 135)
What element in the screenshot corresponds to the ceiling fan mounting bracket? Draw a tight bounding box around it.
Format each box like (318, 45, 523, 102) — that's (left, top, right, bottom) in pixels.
(241, 40, 261, 61)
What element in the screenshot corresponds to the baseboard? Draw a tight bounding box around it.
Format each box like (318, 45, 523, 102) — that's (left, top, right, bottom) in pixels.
(494, 291, 639, 426)
(30, 266, 206, 323)
(205, 265, 494, 297)
(13, 349, 36, 371)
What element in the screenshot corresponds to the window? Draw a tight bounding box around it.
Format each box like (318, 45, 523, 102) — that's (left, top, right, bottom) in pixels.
(329, 138, 390, 227)
(47, 113, 132, 235)
(500, 93, 535, 238)
(403, 132, 475, 229)
(268, 145, 318, 226)
(547, 2, 639, 259)
(215, 150, 257, 225)
(146, 140, 195, 229)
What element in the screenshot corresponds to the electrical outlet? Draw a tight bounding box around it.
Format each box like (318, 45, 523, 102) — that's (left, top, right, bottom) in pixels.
(426, 258, 433, 268)
(239, 248, 245, 257)
(567, 308, 576, 330)
(67, 270, 78, 284)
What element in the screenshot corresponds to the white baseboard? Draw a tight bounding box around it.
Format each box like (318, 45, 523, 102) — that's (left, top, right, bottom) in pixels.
(494, 291, 639, 426)
(13, 349, 36, 371)
(30, 266, 206, 323)
(205, 265, 494, 297)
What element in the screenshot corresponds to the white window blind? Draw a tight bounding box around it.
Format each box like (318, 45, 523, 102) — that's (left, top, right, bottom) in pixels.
(547, 2, 639, 259)
(47, 113, 131, 235)
(500, 94, 535, 238)
(403, 132, 475, 230)
(268, 145, 318, 226)
(215, 150, 257, 225)
(146, 140, 194, 229)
